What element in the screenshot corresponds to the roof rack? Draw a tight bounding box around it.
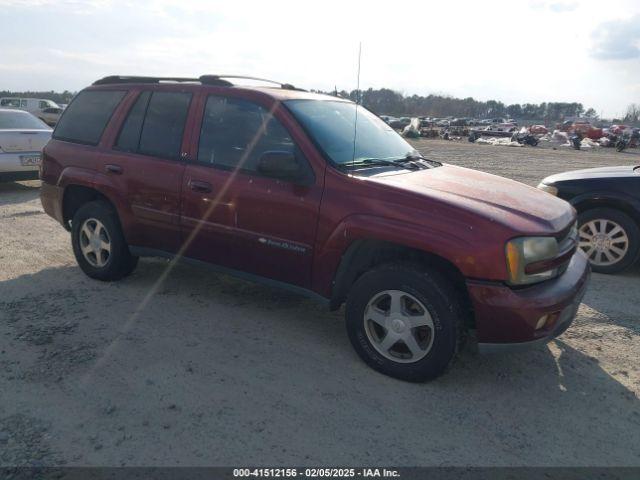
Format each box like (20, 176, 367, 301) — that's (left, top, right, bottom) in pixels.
(92, 76, 201, 85)
(92, 75, 304, 91)
(200, 75, 302, 90)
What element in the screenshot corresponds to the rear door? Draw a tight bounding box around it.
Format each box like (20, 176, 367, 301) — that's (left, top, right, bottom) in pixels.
(180, 93, 323, 288)
(99, 89, 193, 253)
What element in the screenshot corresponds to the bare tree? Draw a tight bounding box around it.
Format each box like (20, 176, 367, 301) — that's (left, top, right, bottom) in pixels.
(624, 103, 640, 124)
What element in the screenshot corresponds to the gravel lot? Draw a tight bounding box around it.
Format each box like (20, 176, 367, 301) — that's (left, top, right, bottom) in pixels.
(1, 140, 639, 467)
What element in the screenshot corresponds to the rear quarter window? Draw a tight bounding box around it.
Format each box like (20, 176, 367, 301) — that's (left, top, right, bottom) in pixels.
(53, 90, 126, 145)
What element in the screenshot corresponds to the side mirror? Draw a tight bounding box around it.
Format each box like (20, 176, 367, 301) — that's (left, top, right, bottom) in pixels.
(257, 151, 308, 183)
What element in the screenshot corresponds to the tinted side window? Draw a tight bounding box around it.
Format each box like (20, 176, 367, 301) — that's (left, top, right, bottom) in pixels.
(138, 92, 191, 159)
(198, 96, 295, 172)
(115, 91, 151, 153)
(53, 90, 126, 145)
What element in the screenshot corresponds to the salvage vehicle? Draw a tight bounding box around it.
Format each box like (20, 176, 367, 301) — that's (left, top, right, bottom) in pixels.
(510, 131, 539, 146)
(0, 108, 51, 182)
(389, 117, 409, 129)
(539, 166, 640, 273)
(449, 118, 468, 127)
(41, 75, 590, 381)
(529, 125, 548, 135)
(558, 120, 603, 140)
(468, 123, 518, 141)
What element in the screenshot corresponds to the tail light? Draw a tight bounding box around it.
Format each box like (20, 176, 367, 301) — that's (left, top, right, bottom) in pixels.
(39, 151, 50, 179)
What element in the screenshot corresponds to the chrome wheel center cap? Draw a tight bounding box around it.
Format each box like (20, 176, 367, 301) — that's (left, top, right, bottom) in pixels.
(391, 318, 406, 334)
(592, 234, 610, 251)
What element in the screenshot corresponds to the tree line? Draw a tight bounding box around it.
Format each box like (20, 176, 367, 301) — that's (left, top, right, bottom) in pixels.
(319, 88, 600, 122)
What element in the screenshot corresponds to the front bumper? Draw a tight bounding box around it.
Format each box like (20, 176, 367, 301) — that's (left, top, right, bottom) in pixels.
(467, 252, 590, 351)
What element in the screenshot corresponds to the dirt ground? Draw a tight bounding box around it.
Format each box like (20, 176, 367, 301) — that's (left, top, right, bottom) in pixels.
(0, 140, 639, 467)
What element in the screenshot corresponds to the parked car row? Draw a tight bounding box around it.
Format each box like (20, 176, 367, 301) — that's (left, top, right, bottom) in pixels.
(381, 116, 518, 129)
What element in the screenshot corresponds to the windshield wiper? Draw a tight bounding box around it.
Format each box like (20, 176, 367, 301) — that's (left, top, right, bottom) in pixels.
(340, 157, 421, 171)
(404, 152, 442, 168)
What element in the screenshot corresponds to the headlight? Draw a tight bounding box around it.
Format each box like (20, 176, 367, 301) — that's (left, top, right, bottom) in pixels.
(506, 236, 559, 285)
(537, 183, 558, 196)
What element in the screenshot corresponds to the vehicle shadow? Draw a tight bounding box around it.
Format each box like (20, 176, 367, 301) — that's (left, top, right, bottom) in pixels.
(439, 337, 639, 464)
(1, 260, 638, 466)
(0, 180, 41, 208)
(578, 270, 640, 333)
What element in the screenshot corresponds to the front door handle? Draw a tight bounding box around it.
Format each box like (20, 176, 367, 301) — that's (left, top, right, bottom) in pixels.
(105, 164, 123, 174)
(189, 180, 213, 193)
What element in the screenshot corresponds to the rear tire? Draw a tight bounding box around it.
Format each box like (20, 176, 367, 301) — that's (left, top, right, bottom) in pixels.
(578, 208, 639, 274)
(71, 200, 138, 281)
(345, 263, 463, 382)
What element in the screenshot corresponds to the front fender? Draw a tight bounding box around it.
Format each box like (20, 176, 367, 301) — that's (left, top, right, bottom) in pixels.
(312, 214, 475, 297)
(570, 191, 640, 222)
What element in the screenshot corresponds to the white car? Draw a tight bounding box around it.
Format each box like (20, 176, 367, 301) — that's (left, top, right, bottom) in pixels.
(38, 106, 64, 126)
(0, 109, 52, 182)
(0, 97, 61, 117)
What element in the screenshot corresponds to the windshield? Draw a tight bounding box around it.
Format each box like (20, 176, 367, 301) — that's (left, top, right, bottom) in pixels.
(285, 99, 415, 165)
(0, 110, 50, 129)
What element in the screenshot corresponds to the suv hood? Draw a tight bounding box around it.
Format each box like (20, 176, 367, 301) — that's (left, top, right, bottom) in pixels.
(543, 165, 639, 183)
(368, 164, 574, 234)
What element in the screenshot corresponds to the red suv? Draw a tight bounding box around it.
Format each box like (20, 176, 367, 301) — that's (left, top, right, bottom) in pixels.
(41, 75, 590, 381)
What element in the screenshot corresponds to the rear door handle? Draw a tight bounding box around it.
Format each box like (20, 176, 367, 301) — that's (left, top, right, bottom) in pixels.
(189, 180, 212, 193)
(105, 164, 123, 174)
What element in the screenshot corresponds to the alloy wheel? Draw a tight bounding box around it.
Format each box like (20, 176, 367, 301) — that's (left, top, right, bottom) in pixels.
(579, 219, 629, 267)
(79, 218, 112, 268)
(363, 290, 435, 363)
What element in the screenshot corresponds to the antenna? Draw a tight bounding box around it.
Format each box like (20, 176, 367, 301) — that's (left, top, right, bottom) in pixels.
(351, 42, 362, 168)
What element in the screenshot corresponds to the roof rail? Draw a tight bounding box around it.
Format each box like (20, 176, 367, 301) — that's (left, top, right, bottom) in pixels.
(199, 75, 303, 91)
(92, 76, 201, 85)
(93, 74, 305, 91)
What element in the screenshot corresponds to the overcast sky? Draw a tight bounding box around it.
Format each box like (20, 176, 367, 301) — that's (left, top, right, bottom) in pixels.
(1, 0, 639, 117)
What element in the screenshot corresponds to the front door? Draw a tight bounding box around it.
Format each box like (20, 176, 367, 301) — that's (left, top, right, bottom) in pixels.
(180, 94, 322, 288)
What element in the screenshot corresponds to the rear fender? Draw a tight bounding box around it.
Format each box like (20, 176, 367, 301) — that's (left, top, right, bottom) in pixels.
(90, 171, 136, 239)
(59, 168, 134, 239)
(58, 166, 95, 189)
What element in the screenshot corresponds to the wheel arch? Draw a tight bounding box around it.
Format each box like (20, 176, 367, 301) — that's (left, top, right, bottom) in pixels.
(62, 184, 118, 230)
(571, 195, 640, 227)
(329, 239, 474, 327)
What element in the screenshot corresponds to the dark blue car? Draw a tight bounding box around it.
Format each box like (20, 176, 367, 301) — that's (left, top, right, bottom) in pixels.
(539, 165, 640, 274)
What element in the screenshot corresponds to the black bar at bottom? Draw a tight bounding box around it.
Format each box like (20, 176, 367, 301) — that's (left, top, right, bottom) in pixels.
(0, 467, 639, 480)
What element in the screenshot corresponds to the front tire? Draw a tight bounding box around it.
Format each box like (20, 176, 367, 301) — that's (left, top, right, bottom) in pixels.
(71, 201, 138, 281)
(578, 208, 639, 274)
(345, 263, 463, 382)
